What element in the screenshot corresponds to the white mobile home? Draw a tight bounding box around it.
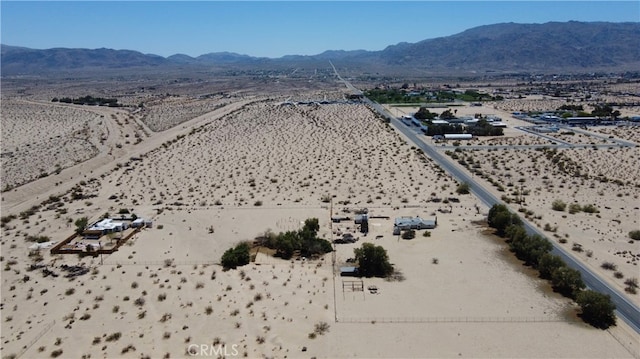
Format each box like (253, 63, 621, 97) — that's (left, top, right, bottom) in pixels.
(444, 134, 473, 140)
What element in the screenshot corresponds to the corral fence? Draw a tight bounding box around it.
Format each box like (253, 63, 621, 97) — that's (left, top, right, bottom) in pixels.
(607, 328, 640, 359)
(337, 316, 574, 324)
(50, 227, 141, 256)
(16, 320, 56, 358)
(102, 260, 219, 266)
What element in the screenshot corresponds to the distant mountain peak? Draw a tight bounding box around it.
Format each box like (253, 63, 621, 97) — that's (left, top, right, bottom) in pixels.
(2, 22, 639, 75)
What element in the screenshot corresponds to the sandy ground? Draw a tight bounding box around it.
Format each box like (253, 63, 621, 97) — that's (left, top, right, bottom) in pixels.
(1, 88, 639, 359)
(392, 102, 640, 308)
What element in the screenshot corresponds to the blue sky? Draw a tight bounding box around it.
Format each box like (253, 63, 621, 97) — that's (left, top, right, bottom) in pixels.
(2, 1, 638, 58)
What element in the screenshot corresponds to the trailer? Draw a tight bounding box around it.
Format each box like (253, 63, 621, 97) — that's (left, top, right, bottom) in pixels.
(444, 133, 473, 140)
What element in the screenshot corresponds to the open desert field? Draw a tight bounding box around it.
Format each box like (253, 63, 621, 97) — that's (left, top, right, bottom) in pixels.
(1, 81, 639, 359)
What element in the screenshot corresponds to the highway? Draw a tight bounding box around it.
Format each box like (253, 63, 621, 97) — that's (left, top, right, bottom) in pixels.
(332, 68, 640, 334)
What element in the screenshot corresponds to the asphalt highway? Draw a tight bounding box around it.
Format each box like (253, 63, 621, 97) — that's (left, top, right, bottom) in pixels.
(355, 88, 640, 334)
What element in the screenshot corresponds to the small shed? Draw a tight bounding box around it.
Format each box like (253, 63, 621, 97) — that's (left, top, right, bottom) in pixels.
(340, 266, 358, 277)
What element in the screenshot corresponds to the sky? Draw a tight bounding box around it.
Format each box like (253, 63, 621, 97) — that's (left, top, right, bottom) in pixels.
(1, 1, 638, 58)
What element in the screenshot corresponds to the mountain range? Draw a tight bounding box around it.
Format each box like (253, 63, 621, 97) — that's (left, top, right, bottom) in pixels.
(2, 21, 639, 75)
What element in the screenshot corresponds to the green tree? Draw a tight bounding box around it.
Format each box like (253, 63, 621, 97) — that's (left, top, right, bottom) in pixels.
(440, 109, 456, 120)
(275, 231, 299, 259)
(509, 234, 552, 268)
(414, 107, 438, 120)
(576, 290, 616, 329)
(488, 204, 522, 237)
(538, 253, 566, 280)
(221, 242, 251, 269)
(551, 266, 585, 299)
(354, 243, 393, 278)
(302, 218, 320, 235)
(74, 217, 89, 234)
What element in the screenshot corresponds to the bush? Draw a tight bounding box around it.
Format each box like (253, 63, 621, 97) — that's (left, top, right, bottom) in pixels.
(313, 321, 330, 335)
(456, 182, 470, 195)
(628, 230, 640, 241)
(551, 200, 567, 211)
(624, 278, 638, 288)
(74, 217, 89, 234)
(106, 332, 122, 342)
(401, 230, 416, 240)
(221, 242, 251, 269)
(601, 262, 617, 271)
(576, 290, 616, 329)
(568, 203, 582, 214)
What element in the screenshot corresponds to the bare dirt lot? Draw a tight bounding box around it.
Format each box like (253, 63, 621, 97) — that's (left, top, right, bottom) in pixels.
(1, 75, 639, 358)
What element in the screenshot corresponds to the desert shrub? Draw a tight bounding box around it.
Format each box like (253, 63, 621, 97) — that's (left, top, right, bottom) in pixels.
(106, 332, 122, 342)
(401, 230, 416, 240)
(624, 278, 638, 288)
(625, 286, 637, 294)
(571, 243, 583, 252)
(568, 203, 582, 214)
(601, 262, 617, 271)
(628, 230, 640, 241)
(551, 200, 567, 211)
(134, 297, 145, 307)
(581, 204, 599, 213)
(613, 271, 624, 279)
(456, 182, 470, 194)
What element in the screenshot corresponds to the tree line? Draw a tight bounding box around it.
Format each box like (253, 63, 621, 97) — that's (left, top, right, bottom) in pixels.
(52, 96, 121, 107)
(221, 218, 333, 269)
(488, 204, 616, 329)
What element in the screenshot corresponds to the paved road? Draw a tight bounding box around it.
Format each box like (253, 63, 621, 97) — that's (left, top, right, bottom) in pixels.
(341, 77, 640, 333)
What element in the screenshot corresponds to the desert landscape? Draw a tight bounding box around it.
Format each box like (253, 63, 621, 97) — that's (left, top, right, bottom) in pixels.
(1, 70, 640, 359)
